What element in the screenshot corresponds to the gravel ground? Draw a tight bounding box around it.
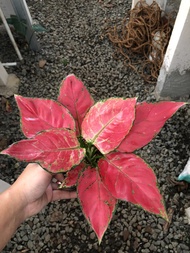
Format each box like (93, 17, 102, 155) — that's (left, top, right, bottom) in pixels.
(1, 0, 190, 252)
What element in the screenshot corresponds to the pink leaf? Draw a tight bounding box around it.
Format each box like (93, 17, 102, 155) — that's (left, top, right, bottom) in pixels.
(78, 166, 117, 243)
(62, 162, 85, 187)
(15, 95, 75, 138)
(82, 98, 137, 154)
(118, 101, 185, 152)
(1, 128, 85, 173)
(58, 74, 94, 135)
(98, 152, 168, 219)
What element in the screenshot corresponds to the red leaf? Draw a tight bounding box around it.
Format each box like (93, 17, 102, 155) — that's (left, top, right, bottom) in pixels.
(1, 128, 85, 173)
(78, 166, 117, 243)
(58, 74, 94, 135)
(98, 152, 168, 219)
(82, 98, 137, 154)
(62, 162, 85, 187)
(15, 95, 75, 138)
(118, 101, 185, 152)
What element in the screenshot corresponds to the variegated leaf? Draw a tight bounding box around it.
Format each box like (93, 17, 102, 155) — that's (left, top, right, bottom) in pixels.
(82, 98, 137, 154)
(58, 74, 94, 135)
(98, 152, 168, 220)
(118, 101, 185, 152)
(1, 128, 85, 173)
(78, 166, 117, 243)
(15, 95, 75, 138)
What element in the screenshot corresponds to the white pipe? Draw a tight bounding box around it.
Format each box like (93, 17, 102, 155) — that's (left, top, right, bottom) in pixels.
(2, 62, 17, 67)
(0, 7, 23, 61)
(22, 0, 33, 25)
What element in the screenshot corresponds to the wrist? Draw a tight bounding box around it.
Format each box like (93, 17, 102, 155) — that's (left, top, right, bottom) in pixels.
(6, 185, 27, 223)
(0, 186, 27, 251)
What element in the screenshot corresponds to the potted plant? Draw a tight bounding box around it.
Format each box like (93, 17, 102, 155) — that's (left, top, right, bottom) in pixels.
(1, 74, 185, 242)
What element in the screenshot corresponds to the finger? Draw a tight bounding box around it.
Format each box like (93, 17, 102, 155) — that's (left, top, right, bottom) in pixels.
(54, 173, 64, 182)
(51, 182, 59, 190)
(52, 190, 77, 201)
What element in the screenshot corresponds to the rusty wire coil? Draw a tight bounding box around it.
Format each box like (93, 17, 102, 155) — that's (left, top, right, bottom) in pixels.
(105, 0, 175, 83)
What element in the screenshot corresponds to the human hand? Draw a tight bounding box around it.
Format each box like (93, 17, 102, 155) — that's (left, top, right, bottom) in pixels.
(10, 163, 77, 220)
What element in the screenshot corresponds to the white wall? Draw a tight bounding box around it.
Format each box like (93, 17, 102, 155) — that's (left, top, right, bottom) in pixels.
(131, 0, 167, 10)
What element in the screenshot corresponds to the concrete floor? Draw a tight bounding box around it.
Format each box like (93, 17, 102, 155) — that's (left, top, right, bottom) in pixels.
(0, 179, 10, 193)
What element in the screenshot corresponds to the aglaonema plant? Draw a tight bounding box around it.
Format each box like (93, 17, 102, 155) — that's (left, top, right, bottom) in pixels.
(1, 74, 185, 243)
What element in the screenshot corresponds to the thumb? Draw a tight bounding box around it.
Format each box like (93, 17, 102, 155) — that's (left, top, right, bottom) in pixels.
(52, 190, 77, 202)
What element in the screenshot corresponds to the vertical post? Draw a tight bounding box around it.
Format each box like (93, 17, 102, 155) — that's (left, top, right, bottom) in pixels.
(0, 62, 8, 87)
(155, 0, 190, 98)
